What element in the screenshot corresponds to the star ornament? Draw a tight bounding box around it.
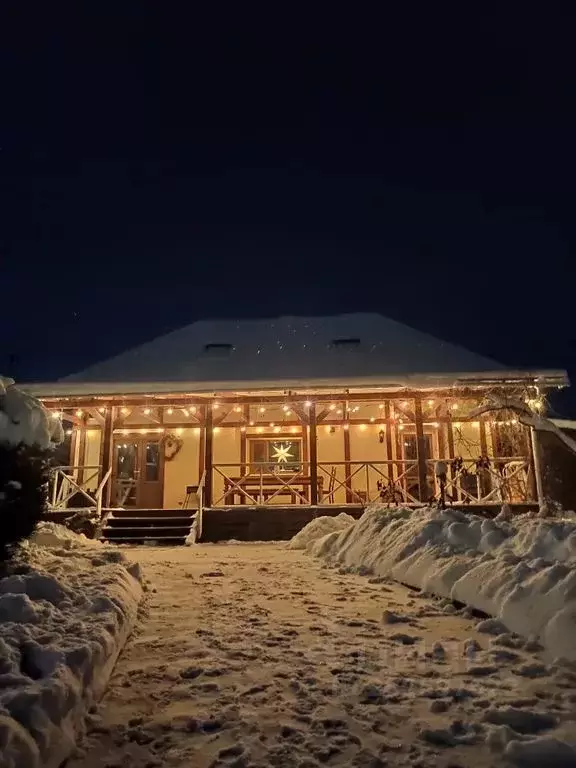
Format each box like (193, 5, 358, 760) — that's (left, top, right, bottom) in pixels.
(271, 442, 294, 464)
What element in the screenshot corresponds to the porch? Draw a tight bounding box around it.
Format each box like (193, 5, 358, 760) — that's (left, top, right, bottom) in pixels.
(45, 390, 540, 525)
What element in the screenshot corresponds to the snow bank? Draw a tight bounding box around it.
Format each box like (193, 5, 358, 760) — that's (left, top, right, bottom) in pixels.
(29, 522, 101, 551)
(287, 512, 356, 551)
(0, 532, 142, 768)
(0, 376, 62, 449)
(311, 505, 576, 661)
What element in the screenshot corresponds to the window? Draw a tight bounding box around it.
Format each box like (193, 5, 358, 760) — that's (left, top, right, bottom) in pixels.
(248, 438, 302, 473)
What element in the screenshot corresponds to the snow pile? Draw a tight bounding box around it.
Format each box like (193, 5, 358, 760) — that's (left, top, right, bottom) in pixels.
(0, 534, 142, 768)
(29, 522, 101, 551)
(0, 376, 63, 449)
(311, 505, 576, 661)
(287, 512, 356, 551)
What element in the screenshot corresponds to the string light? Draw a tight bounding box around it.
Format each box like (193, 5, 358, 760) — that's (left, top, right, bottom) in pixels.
(121, 407, 129, 416)
(167, 407, 174, 415)
(399, 425, 405, 431)
(249, 421, 255, 426)
(75, 409, 83, 417)
(370, 417, 375, 422)
(282, 405, 289, 411)
(343, 424, 349, 430)
(213, 427, 220, 434)
(378, 404, 384, 409)
(259, 407, 266, 413)
(286, 410, 292, 416)
(234, 406, 242, 413)
(175, 428, 183, 435)
(144, 408, 151, 415)
(329, 404, 336, 411)
(65, 429, 73, 436)
(304, 401, 312, 407)
(270, 422, 275, 428)
(98, 407, 106, 413)
(274, 426, 281, 433)
(240, 426, 246, 432)
(257, 427, 264, 434)
(451, 403, 459, 410)
(359, 424, 367, 431)
(190, 406, 197, 413)
(213, 403, 220, 410)
(290, 426, 298, 434)
(337, 409, 343, 415)
(428, 399, 434, 406)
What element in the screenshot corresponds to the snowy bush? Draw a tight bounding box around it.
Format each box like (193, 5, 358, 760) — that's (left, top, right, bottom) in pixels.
(0, 376, 63, 564)
(0, 443, 51, 564)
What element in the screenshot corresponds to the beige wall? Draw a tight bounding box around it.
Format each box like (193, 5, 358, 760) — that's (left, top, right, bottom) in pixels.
(212, 426, 242, 505)
(83, 429, 101, 491)
(163, 428, 201, 509)
(317, 426, 346, 504)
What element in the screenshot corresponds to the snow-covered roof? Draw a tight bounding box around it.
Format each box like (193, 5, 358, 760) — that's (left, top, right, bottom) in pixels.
(26, 313, 569, 397)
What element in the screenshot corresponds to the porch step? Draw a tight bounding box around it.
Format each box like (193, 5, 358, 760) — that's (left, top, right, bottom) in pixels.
(101, 508, 196, 545)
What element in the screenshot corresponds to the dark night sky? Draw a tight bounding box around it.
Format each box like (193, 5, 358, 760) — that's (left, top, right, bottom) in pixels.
(2, 7, 575, 411)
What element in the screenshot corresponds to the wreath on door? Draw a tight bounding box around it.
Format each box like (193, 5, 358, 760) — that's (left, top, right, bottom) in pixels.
(162, 432, 183, 461)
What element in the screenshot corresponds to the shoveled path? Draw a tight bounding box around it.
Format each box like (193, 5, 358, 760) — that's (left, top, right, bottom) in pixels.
(69, 544, 576, 768)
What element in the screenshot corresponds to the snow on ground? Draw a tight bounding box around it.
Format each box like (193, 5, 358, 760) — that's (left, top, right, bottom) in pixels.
(311, 505, 576, 664)
(288, 513, 356, 551)
(0, 524, 142, 768)
(67, 544, 576, 768)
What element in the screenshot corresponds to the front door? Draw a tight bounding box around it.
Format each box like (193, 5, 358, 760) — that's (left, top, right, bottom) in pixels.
(113, 438, 164, 509)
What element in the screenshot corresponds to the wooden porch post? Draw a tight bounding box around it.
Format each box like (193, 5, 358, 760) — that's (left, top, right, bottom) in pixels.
(530, 427, 545, 507)
(204, 405, 214, 507)
(414, 398, 429, 503)
(100, 406, 115, 507)
(309, 404, 318, 505)
(77, 414, 88, 484)
(343, 401, 352, 503)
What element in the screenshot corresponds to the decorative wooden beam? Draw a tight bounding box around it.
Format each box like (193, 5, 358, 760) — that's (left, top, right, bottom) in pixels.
(309, 406, 318, 505)
(414, 398, 429, 503)
(100, 407, 115, 507)
(240, 405, 249, 478)
(343, 401, 352, 503)
(204, 405, 213, 507)
(87, 408, 105, 428)
(383, 402, 394, 464)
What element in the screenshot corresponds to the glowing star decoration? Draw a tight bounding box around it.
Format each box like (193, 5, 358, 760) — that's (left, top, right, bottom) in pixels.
(271, 442, 294, 465)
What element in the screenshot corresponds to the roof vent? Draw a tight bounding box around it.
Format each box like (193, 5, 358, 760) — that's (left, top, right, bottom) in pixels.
(330, 337, 361, 349)
(203, 343, 234, 358)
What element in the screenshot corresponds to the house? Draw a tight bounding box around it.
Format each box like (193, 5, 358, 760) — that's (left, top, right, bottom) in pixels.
(26, 313, 568, 541)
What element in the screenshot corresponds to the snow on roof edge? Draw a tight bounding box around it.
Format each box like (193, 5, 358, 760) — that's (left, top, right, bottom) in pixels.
(23, 369, 569, 399)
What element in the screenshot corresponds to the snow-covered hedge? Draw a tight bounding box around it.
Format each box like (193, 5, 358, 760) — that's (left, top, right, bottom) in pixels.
(308, 505, 576, 662)
(0, 524, 142, 768)
(287, 512, 355, 550)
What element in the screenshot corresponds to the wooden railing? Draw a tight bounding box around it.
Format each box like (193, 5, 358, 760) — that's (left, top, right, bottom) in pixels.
(212, 460, 421, 506)
(48, 465, 112, 519)
(426, 457, 531, 504)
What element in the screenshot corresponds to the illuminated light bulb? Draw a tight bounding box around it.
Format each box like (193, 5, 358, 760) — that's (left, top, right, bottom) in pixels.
(451, 403, 459, 410)
(51, 411, 61, 419)
(282, 405, 289, 411)
(98, 407, 106, 413)
(343, 424, 349, 430)
(304, 401, 312, 407)
(399, 424, 405, 431)
(286, 410, 292, 416)
(428, 399, 434, 406)
(325, 425, 331, 433)
(259, 407, 266, 413)
(213, 427, 220, 434)
(454, 422, 462, 428)
(240, 426, 246, 432)
(337, 409, 343, 415)
(256, 426, 264, 434)
(249, 421, 255, 426)
(329, 404, 336, 411)
(175, 427, 183, 435)
(290, 426, 298, 434)
(274, 426, 281, 433)
(139, 428, 147, 434)
(234, 406, 242, 413)
(213, 403, 219, 410)
(121, 429, 128, 435)
(402, 400, 408, 407)
(378, 403, 384, 409)
(190, 406, 197, 413)
(359, 424, 367, 431)
(65, 429, 72, 436)
(75, 409, 83, 417)
(270, 423, 275, 428)
(370, 417, 375, 422)
(121, 407, 129, 415)
(167, 407, 174, 415)
(432, 422, 439, 428)
(144, 408, 151, 415)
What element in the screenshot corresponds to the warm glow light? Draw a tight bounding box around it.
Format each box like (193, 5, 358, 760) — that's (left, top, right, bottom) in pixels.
(359, 424, 367, 431)
(402, 400, 408, 407)
(249, 421, 255, 426)
(213, 403, 219, 410)
(282, 405, 289, 411)
(370, 417, 375, 423)
(121, 407, 129, 415)
(290, 426, 298, 434)
(329, 404, 336, 410)
(157, 427, 165, 433)
(454, 422, 462, 428)
(270, 422, 275, 428)
(257, 426, 264, 434)
(51, 411, 61, 419)
(175, 428, 183, 435)
(121, 429, 128, 435)
(274, 426, 281, 433)
(325, 425, 331, 433)
(399, 424, 405, 431)
(144, 408, 151, 415)
(213, 427, 220, 434)
(65, 429, 72, 436)
(428, 399, 434, 406)
(286, 410, 292, 416)
(378, 404, 384, 409)
(432, 422, 439, 428)
(167, 407, 174, 415)
(75, 409, 83, 417)
(182, 408, 189, 417)
(451, 403, 459, 410)
(234, 406, 242, 413)
(240, 426, 246, 432)
(139, 428, 147, 434)
(337, 409, 343, 415)
(259, 407, 266, 413)
(98, 407, 106, 413)
(471, 421, 480, 427)
(343, 424, 349, 430)
(304, 401, 312, 407)
(190, 406, 197, 413)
